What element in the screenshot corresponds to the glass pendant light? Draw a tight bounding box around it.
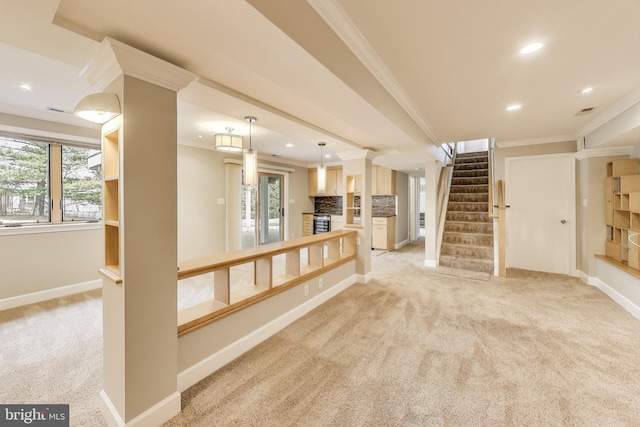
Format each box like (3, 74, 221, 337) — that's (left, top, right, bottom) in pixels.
(243, 116, 258, 188)
(317, 142, 327, 194)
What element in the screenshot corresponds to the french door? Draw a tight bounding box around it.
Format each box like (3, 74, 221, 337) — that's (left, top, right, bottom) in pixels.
(241, 172, 284, 249)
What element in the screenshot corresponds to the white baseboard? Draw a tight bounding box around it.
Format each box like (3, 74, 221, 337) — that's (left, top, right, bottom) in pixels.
(395, 239, 409, 250)
(356, 271, 374, 284)
(579, 269, 640, 320)
(100, 390, 181, 427)
(0, 279, 101, 311)
(424, 259, 437, 268)
(177, 274, 357, 392)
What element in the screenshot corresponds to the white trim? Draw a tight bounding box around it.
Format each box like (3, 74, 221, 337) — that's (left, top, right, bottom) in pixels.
(0, 123, 100, 145)
(0, 222, 101, 237)
(223, 157, 295, 173)
(582, 274, 640, 320)
(177, 274, 357, 392)
(0, 279, 101, 311)
(337, 149, 376, 161)
(80, 37, 198, 92)
(99, 390, 181, 427)
(496, 135, 576, 148)
(576, 88, 640, 137)
(424, 259, 437, 268)
(395, 239, 409, 250)
(356, 271, 374, 283)
(574, 146, 633, 160)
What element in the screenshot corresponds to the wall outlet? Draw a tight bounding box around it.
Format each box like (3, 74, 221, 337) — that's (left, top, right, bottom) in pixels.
(319, 278, 323, 288)
(356, 237, 361, 245)
(304, 284, 309, 296)
(217, 198, 225, 205)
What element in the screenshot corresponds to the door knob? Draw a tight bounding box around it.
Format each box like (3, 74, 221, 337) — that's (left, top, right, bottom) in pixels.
(561, 219, 567, 224)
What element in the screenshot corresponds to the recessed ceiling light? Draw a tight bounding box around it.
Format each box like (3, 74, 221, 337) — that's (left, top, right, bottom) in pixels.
(520, 42, 544, 55)
(197, 134, 203, 138)
(286, 143, 294, 148)
(580, 87, 593, 94)
(506, 104, 522, 111)
(325, 154, 331, 158)
(18, 83, 31, 91)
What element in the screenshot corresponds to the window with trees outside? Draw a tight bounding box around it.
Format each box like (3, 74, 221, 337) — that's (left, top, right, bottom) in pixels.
(0, 133, 102, 226)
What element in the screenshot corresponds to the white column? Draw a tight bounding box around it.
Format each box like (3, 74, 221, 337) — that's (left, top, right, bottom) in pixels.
(424, 160, 441, 267)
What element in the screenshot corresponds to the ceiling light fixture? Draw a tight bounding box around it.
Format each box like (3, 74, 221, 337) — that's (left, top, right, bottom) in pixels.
(506, 104, 522, 111)
(243, 116, 258, 189)
(18, 83, 31, 91)
(73, 93, 121, 124)
(581, 87, 593, 94)
(520, 42, 544, 55)
(286, 143, 294, 148)
(214, 127, 243, 152)
(317, 142, 327, 195)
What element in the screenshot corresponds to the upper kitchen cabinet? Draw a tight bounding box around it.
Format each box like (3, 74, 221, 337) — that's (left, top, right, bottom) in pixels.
(373, 166, 396, 195)
(309, 167, 343, 196)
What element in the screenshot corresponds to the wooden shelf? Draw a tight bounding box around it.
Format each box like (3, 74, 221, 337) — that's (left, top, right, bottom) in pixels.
(99, 266, 123, 284)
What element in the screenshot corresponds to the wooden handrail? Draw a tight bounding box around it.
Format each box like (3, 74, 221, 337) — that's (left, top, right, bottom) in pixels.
(177, 229, 358, 335)
(496, 179, 508, 277)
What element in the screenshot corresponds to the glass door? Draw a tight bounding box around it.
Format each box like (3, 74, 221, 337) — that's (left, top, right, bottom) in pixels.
(258, 173, 283, 245)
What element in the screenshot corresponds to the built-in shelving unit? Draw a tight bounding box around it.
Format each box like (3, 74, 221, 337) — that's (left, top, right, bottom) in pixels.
(605, 159, 640, 269)
(100, 119, 122, 284)
(345, 174, 362, 226)
(177, 229, 357, 335)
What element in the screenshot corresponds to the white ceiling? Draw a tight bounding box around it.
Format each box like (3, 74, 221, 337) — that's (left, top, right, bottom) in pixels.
(0, 0, 638, 173)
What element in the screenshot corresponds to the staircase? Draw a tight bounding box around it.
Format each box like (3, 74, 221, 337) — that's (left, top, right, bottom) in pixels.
(439, 151, 494, 274)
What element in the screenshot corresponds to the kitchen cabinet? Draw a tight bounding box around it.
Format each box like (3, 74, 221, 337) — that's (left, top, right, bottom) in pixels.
(331, 215, 344, 231)
(302, 213, 314, 237)
(372, 216, 396, 251)
(309, 167, 342, 196)
(372, 166, 396, 195)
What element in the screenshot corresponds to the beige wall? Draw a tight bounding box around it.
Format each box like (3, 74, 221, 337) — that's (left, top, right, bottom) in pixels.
(177, 144, 314, 261)
(0, 227, 102, 300)
(0, 114, 102, 302)
(494, 140, 577, 183)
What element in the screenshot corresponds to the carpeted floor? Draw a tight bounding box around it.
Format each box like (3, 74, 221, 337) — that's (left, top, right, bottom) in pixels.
(2, 239, 640, 426)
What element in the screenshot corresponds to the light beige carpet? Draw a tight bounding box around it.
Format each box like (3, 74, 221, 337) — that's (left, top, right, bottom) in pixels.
(2, 240, 640, 426)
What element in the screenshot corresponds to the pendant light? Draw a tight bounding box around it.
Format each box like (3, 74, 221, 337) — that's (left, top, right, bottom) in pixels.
(316, 142, 327, 195)
(214, 127, 243, 152)
(243, 116, 258, 189)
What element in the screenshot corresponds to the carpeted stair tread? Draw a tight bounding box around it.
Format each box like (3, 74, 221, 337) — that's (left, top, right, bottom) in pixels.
(439, 255, 494, 273)
(441, 243, 494, 259)
(440, 150, 494, 274)
(447, 201, 490, 212)
(453, 169, 489, 178)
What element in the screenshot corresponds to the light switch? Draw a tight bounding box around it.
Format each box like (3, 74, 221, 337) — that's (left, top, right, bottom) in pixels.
(217, 198, 225, 205)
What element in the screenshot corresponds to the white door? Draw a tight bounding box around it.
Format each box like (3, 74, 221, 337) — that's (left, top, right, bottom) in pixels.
(505, 153, 575, 275)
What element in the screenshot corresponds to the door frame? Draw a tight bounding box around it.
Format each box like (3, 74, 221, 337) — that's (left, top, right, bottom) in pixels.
(505, 152, 577, 276)
(257, 171, 285, 245)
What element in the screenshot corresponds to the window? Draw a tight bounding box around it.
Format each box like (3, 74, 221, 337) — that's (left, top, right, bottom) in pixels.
(0, 133, 101, 226)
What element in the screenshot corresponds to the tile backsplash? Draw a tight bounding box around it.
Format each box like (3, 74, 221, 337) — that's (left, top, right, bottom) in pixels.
(372, 195, 396, 216)
(314, 196, 343, 215)
(314, 195, 396, 216)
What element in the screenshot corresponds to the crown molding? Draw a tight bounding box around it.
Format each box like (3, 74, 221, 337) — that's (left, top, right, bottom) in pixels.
(576, 88, 640, 137)
(307, 0, 440, 145)
(79, 37, 198, 92)
(575, 146, 633, 160)
(496, 134, 576, 148)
